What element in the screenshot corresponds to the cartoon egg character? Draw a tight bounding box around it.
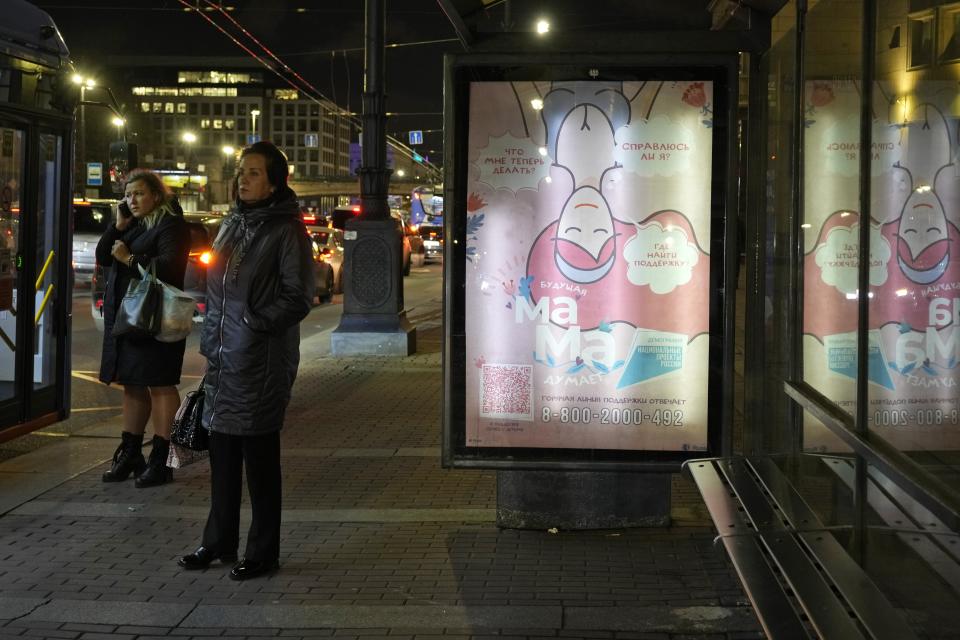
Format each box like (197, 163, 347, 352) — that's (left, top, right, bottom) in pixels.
(896, 187, 951, 284)
(553, 186, 618, 284)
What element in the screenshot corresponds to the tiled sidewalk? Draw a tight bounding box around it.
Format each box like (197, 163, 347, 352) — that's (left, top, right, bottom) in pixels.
(0, 315, 760, 639)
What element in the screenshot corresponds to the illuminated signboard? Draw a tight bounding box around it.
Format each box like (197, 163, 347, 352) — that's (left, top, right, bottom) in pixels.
(444, 58, 734, 468)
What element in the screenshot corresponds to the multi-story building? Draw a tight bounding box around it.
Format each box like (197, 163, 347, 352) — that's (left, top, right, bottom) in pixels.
(82, 56, 354, 206)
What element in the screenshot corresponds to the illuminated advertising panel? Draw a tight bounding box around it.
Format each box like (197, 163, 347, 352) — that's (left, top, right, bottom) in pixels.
(802, 80, 960, 451)
(445, 60, 733, 468)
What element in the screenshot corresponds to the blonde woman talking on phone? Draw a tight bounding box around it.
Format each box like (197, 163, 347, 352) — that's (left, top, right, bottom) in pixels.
(97, 169, 191, 488)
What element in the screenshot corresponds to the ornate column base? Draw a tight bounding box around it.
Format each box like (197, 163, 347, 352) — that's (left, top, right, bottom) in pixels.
(331, 216, 417, 357)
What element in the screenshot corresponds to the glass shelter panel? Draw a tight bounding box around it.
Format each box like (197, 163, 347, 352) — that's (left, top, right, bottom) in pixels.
(800, 0, 865, 446)
(866, 1, 960, 503)
(0, 127, 20, 405)
(752, 3, 798, 455)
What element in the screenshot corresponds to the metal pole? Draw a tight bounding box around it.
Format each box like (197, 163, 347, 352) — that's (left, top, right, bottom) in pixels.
(77, 87, 85, 197)
(359, 0, 391, 220)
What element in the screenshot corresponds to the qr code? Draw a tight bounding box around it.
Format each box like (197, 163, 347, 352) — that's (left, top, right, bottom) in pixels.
(480, 364, 534, 421)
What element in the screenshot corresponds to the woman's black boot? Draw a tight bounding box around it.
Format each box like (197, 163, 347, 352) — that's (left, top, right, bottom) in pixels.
(135, 435, 173, 488)
(102, 431, 146, 482)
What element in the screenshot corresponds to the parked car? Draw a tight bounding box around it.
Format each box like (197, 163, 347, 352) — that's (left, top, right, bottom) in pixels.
(310, 228, 345, 294)
(72, 198, 117, 285)
(90, 211, 225, 332)
(310, 235, 335, 304)
(418, 224, 443, 262)
(323, 206, 423, 276)
(401, 219, 426, 272)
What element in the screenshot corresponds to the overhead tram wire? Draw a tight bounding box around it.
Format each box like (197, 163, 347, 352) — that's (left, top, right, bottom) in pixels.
(279, 38, 461, 57)
(177, 0, 440, 177)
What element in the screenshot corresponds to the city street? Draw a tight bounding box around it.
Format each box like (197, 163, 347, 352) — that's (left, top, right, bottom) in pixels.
(0, 262, 443, 462)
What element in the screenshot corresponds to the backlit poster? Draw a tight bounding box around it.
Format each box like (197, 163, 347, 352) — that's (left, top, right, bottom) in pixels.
(802, 80, 960, 451)
(463, 80, 714, 453)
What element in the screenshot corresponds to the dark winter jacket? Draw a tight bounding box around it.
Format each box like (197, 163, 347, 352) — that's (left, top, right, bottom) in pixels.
(200, 188, 314, 436)
(97, 210, 191, 386)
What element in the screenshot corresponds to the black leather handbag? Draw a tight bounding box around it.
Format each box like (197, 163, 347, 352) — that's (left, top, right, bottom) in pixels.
(112, 261, 162, 337)
(170, 378, 208, 451)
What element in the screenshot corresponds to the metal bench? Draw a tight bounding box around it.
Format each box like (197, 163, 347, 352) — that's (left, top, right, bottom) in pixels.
(683, 455, 924, 640)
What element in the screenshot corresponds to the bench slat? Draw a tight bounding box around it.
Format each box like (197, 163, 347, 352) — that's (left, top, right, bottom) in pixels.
(824, 457, 960, 596)
(724, 535, 816, 640)
(716, 458, 786, 531)
(799, 532, 919, 640)
(762, 533, 869, 640)
(686, 460, 812, 639)
(753, 457, 920, 640)
(749, 456, 826, 530)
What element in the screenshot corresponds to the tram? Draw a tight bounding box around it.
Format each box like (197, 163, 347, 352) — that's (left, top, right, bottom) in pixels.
(0, 1, 76, 439)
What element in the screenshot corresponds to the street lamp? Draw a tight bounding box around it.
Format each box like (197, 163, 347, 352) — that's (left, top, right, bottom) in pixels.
(181, 131, 196, 172)
(72, 73, 97, 196)
(250, 109, 260, 141)
(111, 116, 125, 141)
(221, 145, 236, 202)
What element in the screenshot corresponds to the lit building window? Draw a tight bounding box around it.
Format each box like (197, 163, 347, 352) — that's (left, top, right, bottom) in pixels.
(177, 71, 262, 84)
(213, 119, 223, 129)
(140, 102, 150, 113)
(179, 87, 202, 97)
(177, 103, 187, 113)
(224, 119, 235, 130)
(164, 102, 174, 113)
(200, 119, 211, 129)
(133, 87, 154, 96)
(275, 89, 299, 100)
(152, 102, 162, 113)
(201, 87, 238, 97)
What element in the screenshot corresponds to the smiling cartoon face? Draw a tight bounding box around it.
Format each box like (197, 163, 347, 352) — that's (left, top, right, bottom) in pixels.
(553, 186, 617, 283)
(897, 189, 951, 283)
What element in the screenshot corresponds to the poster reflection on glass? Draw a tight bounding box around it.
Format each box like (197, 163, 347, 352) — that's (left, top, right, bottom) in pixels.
(802, 80, 960, 452)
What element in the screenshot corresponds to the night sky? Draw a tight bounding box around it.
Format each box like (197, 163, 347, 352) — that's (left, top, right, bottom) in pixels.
(33, 0, 461, 156)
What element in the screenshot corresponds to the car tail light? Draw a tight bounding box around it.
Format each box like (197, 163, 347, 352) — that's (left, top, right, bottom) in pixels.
(189, 250, 213, 265)
(352, 206, 361, 214)
(196, 302, 207, 314)
(303, 214, 317, 224)
(95, 299, 103, 310)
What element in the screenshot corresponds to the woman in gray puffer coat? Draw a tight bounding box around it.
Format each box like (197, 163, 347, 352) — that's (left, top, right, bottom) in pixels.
(178, 141, 314, 581)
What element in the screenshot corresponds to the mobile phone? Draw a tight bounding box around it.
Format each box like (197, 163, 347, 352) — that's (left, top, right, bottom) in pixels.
(118, 201, 132, 219)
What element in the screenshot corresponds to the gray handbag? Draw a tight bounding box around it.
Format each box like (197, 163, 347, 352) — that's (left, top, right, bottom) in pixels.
(112, 261, 162, 337)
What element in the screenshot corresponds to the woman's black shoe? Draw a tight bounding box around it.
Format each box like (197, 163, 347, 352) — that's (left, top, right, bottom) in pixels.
(178, 546, 238, 570)
(102, 431, 146, 482)
(135, 435, 173, 488)
(229, 558, 279, 581)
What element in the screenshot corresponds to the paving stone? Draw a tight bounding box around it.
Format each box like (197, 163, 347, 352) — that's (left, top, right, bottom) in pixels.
(0, 294, 757, 638)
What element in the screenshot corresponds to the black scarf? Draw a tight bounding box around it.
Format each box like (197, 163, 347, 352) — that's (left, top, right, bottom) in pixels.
(214, 186, 299, 282)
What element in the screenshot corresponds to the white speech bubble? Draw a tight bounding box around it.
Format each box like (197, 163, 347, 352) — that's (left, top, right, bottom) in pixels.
(819, 115, 901, 178)
(814, 223, 891, 294)
(613, 116, 696, 178)
(623, 221, 700, 294)
(474, 135, 551, 193)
